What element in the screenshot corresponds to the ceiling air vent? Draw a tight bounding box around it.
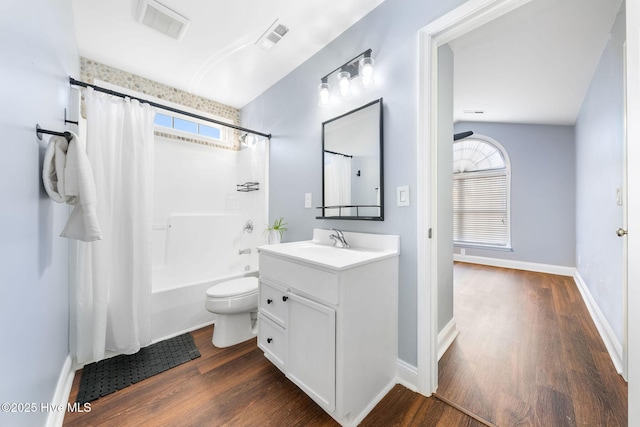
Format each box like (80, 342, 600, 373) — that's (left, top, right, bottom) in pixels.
(256, 19, 289, 50)
(136, 0, 191, 40)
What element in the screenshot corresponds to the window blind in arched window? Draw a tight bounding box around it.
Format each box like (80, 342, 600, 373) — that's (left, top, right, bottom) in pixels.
(453, 137, 510, 247)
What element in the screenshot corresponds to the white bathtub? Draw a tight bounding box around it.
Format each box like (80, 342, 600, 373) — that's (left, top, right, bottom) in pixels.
(151, 213, 260, 342)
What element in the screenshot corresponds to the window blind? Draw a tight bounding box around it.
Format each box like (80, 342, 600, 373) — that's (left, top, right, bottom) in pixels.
(453, 172, 507, 246)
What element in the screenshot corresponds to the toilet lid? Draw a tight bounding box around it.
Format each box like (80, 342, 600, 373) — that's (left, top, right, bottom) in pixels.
(206, 277, 258, 298)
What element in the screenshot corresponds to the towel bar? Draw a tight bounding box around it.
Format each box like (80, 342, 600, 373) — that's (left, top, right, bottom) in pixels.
(36, 124, 72, 142)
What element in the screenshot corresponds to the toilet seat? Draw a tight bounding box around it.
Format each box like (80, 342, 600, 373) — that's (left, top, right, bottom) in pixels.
(206, 277, 258, 299)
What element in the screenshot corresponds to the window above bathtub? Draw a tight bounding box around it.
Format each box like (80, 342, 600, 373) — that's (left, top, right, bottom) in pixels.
(154, 111, 230, 146)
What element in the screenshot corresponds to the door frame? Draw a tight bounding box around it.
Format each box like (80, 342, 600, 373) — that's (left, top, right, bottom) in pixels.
(416, 0, 534, 395)
(417, 0, 636, 419)
(625, 0, 639, 421)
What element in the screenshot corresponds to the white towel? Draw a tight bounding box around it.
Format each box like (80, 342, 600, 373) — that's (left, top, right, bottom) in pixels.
(60, 132, 103, 242)
(42, 136, 74, 203)
(42, 133, 103, 242)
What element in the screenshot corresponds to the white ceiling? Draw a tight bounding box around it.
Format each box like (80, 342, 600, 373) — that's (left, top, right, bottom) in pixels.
(449, 0, 623, 125)
(71, 0, 622, 123)
(71, 0, 385, 109)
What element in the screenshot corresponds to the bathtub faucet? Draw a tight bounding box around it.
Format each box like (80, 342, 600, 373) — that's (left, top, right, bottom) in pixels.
(243, 220, 254, 233)
(238, 248, 252, 255)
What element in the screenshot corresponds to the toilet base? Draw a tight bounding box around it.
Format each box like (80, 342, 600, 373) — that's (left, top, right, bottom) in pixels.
(212, 312, 258, 348)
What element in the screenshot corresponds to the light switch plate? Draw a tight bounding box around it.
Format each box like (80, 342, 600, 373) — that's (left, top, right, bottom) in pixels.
(397, 186, 410, 207)
(616, 188, 623, 206)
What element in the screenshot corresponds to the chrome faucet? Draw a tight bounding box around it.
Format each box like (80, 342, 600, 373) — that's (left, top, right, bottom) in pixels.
(329, 228, 350, 248)
(243, 220, 254, 233)
(238, 248, 252, 255)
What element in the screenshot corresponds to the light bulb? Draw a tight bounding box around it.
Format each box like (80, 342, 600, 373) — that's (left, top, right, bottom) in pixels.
(318, 80, 330, 105)
(360, 56, 374, 86)
(338, 71, 351, 97)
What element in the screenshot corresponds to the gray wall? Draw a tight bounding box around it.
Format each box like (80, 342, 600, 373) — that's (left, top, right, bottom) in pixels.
(0, 0, 79, 425)
(575, 6, 626, 343)
(454, 122, 576, 267)
(242, 0, 467, 366)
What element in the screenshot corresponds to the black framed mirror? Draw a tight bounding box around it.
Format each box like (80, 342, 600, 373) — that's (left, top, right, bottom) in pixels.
(317, 98, 383, 220)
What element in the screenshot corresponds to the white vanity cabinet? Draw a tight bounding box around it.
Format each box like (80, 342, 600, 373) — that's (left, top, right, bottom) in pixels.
(257, 229, 399, 427)
(286, 292, 336, 411)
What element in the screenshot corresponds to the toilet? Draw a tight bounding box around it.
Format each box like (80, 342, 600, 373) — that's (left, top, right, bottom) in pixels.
(205, 276, 259, 348)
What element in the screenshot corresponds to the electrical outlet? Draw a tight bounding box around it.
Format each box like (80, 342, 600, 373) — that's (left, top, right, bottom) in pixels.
(305, 193, 312, 208)
(585, 263, 589, 278)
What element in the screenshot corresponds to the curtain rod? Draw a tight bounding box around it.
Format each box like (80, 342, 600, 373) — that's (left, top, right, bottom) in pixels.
(69, 77, 271, 140)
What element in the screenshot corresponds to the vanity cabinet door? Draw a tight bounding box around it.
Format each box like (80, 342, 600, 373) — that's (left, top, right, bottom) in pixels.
(258, 313, 286, 371)
(286, 293, 336, 412)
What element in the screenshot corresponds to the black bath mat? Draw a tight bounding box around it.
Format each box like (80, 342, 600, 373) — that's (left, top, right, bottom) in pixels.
(76, 333, 201, 404)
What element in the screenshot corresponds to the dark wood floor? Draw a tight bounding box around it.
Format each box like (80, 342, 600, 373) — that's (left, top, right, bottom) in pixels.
(64, 263, 627, 426)
(63, 329, 479, 426)
(438, 263, 627, 426)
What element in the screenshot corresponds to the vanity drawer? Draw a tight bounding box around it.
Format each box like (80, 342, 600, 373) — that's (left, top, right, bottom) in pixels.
(258, 313, 286, 370)
(260, 254, 339, 305)
(259, 280, 288, 326)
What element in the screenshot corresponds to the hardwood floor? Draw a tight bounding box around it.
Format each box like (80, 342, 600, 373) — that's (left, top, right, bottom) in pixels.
(64, 263, 627, 426)
(438, 263, 627, 426)
(64, 328, 478, 426)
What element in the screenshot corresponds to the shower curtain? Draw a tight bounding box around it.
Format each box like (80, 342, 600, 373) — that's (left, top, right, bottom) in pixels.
(324, 153, 352, 216)
(70, 88, 156, 364)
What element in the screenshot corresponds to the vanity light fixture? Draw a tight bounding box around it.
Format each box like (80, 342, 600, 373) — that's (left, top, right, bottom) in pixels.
(318, 49, 374, 105)
(337, 70, 351, 97)
(318, 77, 330, 106)
(360, 51, 374, 86)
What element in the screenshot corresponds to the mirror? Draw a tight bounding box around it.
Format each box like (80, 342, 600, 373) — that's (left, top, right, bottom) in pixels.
(318, 98, 383, 220)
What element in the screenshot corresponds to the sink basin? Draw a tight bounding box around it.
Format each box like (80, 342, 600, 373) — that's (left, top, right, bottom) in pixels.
(257, 229, 399, 270)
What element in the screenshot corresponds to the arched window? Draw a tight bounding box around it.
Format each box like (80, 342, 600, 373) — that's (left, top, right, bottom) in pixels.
(453, 136, 511, 248)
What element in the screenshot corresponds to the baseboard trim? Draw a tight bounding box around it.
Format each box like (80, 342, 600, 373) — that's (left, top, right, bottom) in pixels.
(349, 378, 397, 427)
(45, 354, 75, 427)
(438, 318, 458, 360)
(151, 320, 214, 345)
(573, 271, 624, 375)
(396, 359, 418, 392)
(453, 254, 574, 276)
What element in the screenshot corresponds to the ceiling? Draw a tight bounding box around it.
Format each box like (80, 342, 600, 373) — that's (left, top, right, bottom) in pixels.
(449, 0, 623, 125)
(71, 0, 622, 123)
(71, 0, 385, 109)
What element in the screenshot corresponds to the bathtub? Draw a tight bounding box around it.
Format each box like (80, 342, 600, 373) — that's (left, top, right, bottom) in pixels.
(151, 213, 260, 342)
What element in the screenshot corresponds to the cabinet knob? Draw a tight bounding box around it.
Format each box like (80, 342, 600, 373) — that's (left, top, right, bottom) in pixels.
(267, 338, 273, 343)
(267, 299, 273, 304)
(282, 296, 289, 302)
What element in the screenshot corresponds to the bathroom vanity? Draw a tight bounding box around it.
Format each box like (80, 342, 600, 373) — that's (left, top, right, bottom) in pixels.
(257, 229, 399, 427)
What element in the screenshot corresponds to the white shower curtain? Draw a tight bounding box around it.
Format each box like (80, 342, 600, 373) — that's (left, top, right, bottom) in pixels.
(324, 153, 352, 216)
(70, 88, 156, 364)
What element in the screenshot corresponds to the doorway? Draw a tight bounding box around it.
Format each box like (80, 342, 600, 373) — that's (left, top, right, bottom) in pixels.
(416, 0, 630, 410)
